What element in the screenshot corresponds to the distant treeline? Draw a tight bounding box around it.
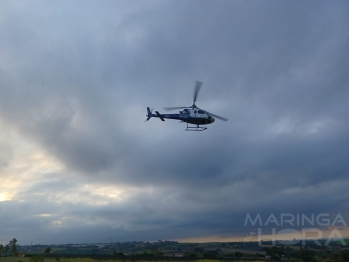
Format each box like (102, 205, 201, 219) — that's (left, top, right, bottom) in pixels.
(25, 254, 266, 261)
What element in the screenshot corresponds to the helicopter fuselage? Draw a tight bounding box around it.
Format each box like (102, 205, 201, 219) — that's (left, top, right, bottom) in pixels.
(148, 108, 215, 125)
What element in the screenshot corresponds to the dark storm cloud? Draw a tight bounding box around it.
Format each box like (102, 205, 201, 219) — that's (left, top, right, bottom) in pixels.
(0, 0, 349, 244)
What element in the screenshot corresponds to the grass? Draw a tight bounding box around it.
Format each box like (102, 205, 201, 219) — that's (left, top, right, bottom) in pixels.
(0, 259, 264, 262)
(0, 259, 94, 262)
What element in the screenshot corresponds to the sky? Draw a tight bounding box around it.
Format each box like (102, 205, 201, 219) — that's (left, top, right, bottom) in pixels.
(0, 0, 349, 245)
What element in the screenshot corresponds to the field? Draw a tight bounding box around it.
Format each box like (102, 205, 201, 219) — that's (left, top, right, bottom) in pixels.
(0, 259, 95, 262)
(0, 258, 262, 262)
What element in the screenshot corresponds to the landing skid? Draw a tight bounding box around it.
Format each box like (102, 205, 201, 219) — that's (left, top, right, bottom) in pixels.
(185, 123, 207, 131)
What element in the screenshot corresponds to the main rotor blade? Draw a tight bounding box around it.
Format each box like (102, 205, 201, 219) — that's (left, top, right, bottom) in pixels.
(208, 112, 229, 121)
(193, 81, 203, 105)
(164, 106, 189, 111)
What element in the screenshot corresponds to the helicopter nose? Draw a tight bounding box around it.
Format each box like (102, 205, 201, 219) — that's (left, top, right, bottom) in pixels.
(208, 115, 215, 123)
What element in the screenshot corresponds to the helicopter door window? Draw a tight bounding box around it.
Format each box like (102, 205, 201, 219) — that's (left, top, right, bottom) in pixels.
(198, 110, 205, 114)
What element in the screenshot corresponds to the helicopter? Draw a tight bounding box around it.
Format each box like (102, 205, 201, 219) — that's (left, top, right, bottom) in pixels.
(145, 81, 228, 131)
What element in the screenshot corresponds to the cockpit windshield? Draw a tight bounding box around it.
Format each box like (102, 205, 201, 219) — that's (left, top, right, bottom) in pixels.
(182, 109, 190, 116)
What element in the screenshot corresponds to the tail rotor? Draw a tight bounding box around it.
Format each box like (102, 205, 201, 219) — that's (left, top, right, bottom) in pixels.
(145, 107, 154, 121)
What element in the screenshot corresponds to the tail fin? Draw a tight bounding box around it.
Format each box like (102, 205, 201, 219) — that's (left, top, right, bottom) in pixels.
(145, 107, 152, 121)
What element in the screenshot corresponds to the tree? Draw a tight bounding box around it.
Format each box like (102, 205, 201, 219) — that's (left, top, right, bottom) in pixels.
(149, 245, 159, 255)
(186, 253, 197, 258)
(296, 249, 316, 262)
(9, 238, 18, 256)
(3, 245, 10, 257)
(44, 247, 52, 256)
(194, 247, 204, 253)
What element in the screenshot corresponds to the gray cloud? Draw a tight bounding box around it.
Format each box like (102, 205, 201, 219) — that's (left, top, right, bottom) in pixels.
(0, 0, 348, 244)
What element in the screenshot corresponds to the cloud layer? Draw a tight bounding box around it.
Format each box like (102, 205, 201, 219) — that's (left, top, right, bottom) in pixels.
(0, 0, 349, 244)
